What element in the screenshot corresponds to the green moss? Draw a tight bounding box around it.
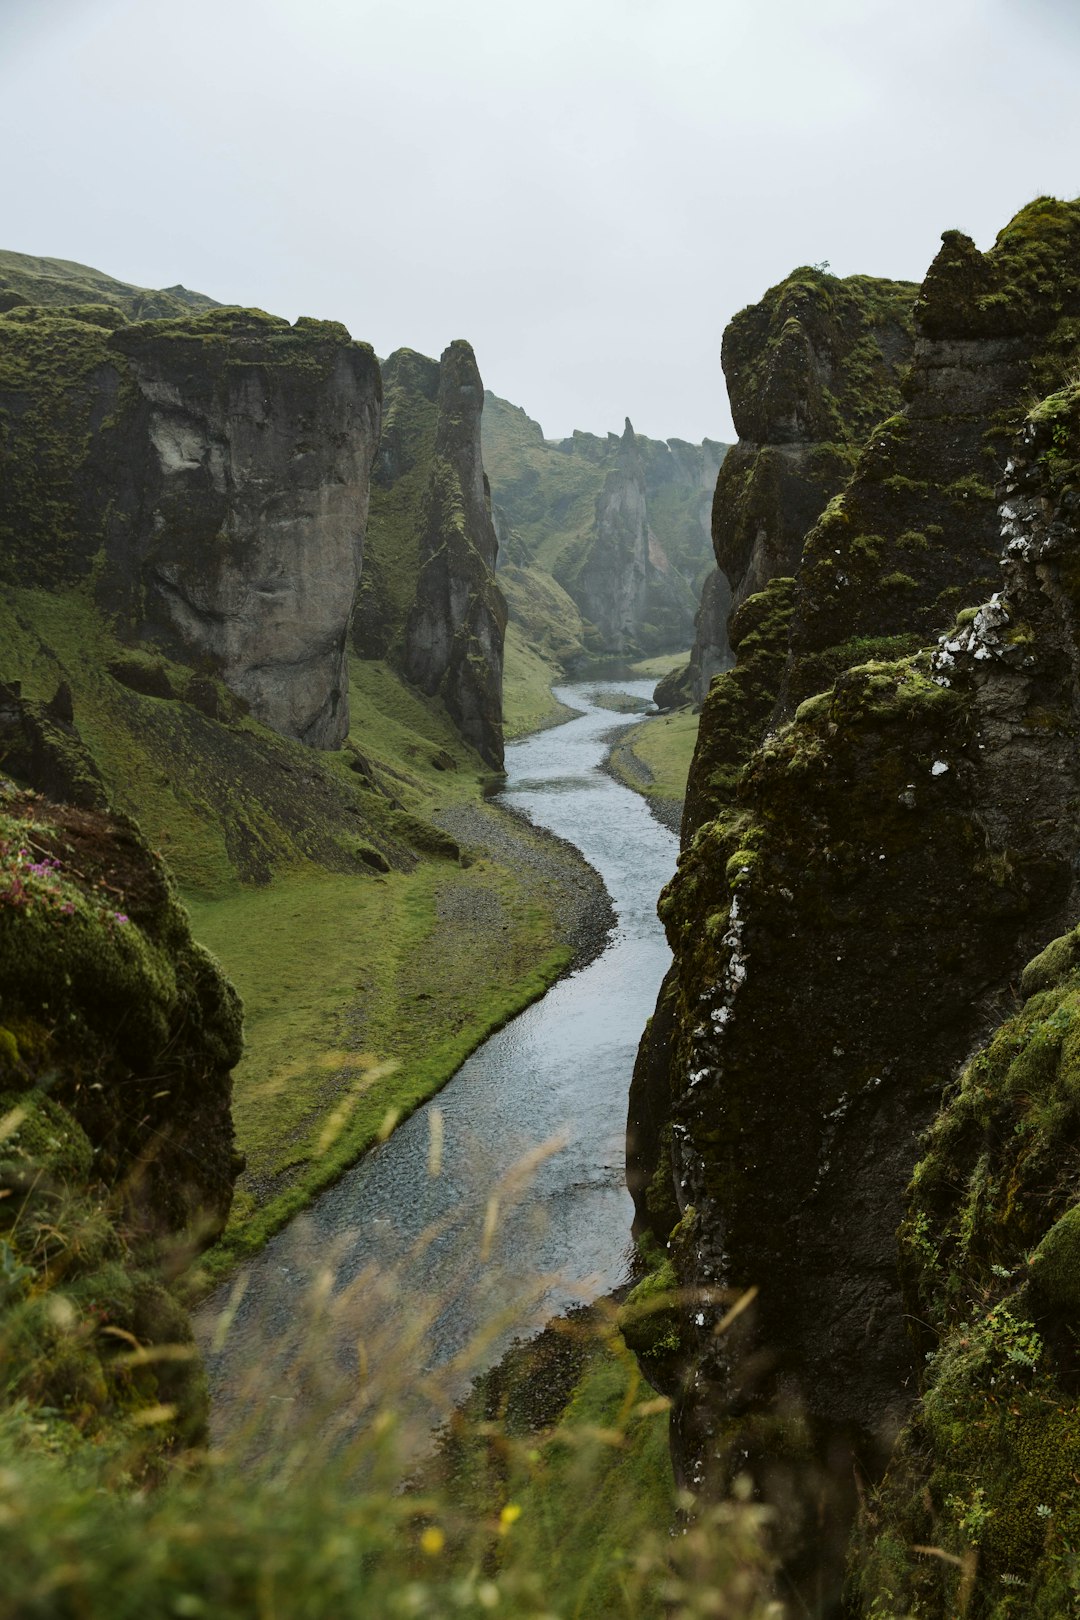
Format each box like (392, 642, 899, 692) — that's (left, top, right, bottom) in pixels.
(1028, 1204, 1080, 1314)
(1020, 926, 1080, 998)
(682, 577, 796, 835)
(858, 924, 1080, 1615)
(0, 248, 219, 320)
(618, 1256, 683, 1364)
(0, 1090, 93, 1184)
(724, 268, 916, 446)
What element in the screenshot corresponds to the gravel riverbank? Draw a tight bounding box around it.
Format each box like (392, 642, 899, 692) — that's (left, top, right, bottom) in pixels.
(434, 799, 615, 970)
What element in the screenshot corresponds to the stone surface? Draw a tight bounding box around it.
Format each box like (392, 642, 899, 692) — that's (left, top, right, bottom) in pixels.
(398, 341, 507, 769)
(0, 303, 382, 750)
(115, 313, 381, 748)
(626, 199, 1080, 1606)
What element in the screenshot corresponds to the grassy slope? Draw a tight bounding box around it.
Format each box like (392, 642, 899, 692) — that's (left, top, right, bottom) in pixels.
(481, 396, 602, 579)
(0, 248, 219, 317)
(0, 588, 585, 1286)
(502, 621, 580, 738)
(609, 709, 699, 804)
(0, 1307, 779, 1620)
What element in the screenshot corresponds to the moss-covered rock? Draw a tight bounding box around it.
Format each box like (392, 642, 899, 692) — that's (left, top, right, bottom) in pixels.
(0, 779, 241, 1242)
(855, 925, 1080, 1615)
(713, 268, 915, 614)
(630, 353, 1080, 1607)
(680, 576, 796, 836)
(784, 197, 1080, 712)
(358, 343, 507, 769)
(0, 775, 243, 1463)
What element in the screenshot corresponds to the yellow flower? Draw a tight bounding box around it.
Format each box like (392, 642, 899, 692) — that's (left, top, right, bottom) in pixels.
(498, 1503, 522, 1535)
(420, 1526, 445, 1556)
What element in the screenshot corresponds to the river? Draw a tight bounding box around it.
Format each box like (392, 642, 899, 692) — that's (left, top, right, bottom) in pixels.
(196, 679, 679, 1465)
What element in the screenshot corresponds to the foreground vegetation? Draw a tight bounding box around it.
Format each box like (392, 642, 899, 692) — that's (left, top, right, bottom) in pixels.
(0, 1286, 777, 1620)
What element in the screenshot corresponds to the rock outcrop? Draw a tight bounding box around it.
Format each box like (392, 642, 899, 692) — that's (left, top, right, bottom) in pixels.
(356, 342, 507, 770)
(481, 391, 728, 660)
(0, 302, 382, 749)
(854, 378, 1080, 1616)
(402, 342, 507, 769)
(677, 267, 915, 720)
(571, 419, 654, 654)
(626, 197, 1080, 1608)
(0, 768, 243, 1457)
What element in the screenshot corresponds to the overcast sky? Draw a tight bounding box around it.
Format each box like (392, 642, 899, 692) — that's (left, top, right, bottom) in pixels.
(2, 0, 1078, 441)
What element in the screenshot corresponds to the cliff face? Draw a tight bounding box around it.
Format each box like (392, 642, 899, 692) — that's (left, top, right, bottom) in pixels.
(402, 342, 507, 769)
(0, 303, 381, 750)
(784, 199, 1080, 714)
(714, 268, 916, 613)
(855, 381, 1080, 1615)
(572, 419, 653, 653)
(679, 268, 915, 713)
(481, 392, 728, 660)
(627, 198, 1080, 1605)
(356, 342, 506, 770)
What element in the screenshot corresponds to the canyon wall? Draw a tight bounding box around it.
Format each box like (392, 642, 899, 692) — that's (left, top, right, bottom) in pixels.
(356, 342, 507, 769)
(481, 392, 728, 662)
(626, 197, 1080, 1610)
(0, 300, 381, 749)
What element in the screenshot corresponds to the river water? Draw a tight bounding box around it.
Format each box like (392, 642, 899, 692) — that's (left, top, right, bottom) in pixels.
(196, 679, 679, 1464)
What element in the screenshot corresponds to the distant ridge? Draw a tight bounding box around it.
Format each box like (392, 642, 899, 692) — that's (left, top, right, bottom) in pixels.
(0, 248, 220, 319)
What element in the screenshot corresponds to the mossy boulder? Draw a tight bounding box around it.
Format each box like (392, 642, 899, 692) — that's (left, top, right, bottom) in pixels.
(0, 779, 242, 1243)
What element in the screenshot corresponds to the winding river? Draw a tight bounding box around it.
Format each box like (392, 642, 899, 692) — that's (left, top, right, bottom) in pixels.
(196, 679, 679, 1464)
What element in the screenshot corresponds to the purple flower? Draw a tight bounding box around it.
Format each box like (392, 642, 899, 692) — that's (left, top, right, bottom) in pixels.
(113, 913, 129, 925)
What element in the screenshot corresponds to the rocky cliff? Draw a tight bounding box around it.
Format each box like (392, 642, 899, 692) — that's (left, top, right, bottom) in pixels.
(674, 267, 915, 716)
(355, 342, 506, 769)
(481, 392, 728, 661)
(626, 197, 1080, 1610)
(0, 301, 381, 749)
(854, 379, 1080, 1616)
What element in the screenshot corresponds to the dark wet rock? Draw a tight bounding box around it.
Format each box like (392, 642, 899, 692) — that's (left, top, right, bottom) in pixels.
(402, 342, 507, 769)
(627, 198, 1080, 1609)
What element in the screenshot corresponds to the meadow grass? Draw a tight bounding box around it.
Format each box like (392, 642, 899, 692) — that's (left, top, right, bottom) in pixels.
(0, 589, 588, 1287)
(608, 708, 700, 808)
(501, 621, 581, 739)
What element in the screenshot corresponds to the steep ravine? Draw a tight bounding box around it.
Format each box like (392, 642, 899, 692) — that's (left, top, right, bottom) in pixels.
(196, 683, 678, 1459)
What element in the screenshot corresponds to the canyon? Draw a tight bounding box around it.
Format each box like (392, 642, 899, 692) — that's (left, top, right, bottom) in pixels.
(5, 197, 1080, 1619)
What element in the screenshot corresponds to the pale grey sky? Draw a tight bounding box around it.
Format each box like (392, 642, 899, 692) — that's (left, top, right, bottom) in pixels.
(2, 0, 1078, 441)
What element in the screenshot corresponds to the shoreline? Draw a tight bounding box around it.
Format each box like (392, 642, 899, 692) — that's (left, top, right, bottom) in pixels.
(186, 716, 617, 1299)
